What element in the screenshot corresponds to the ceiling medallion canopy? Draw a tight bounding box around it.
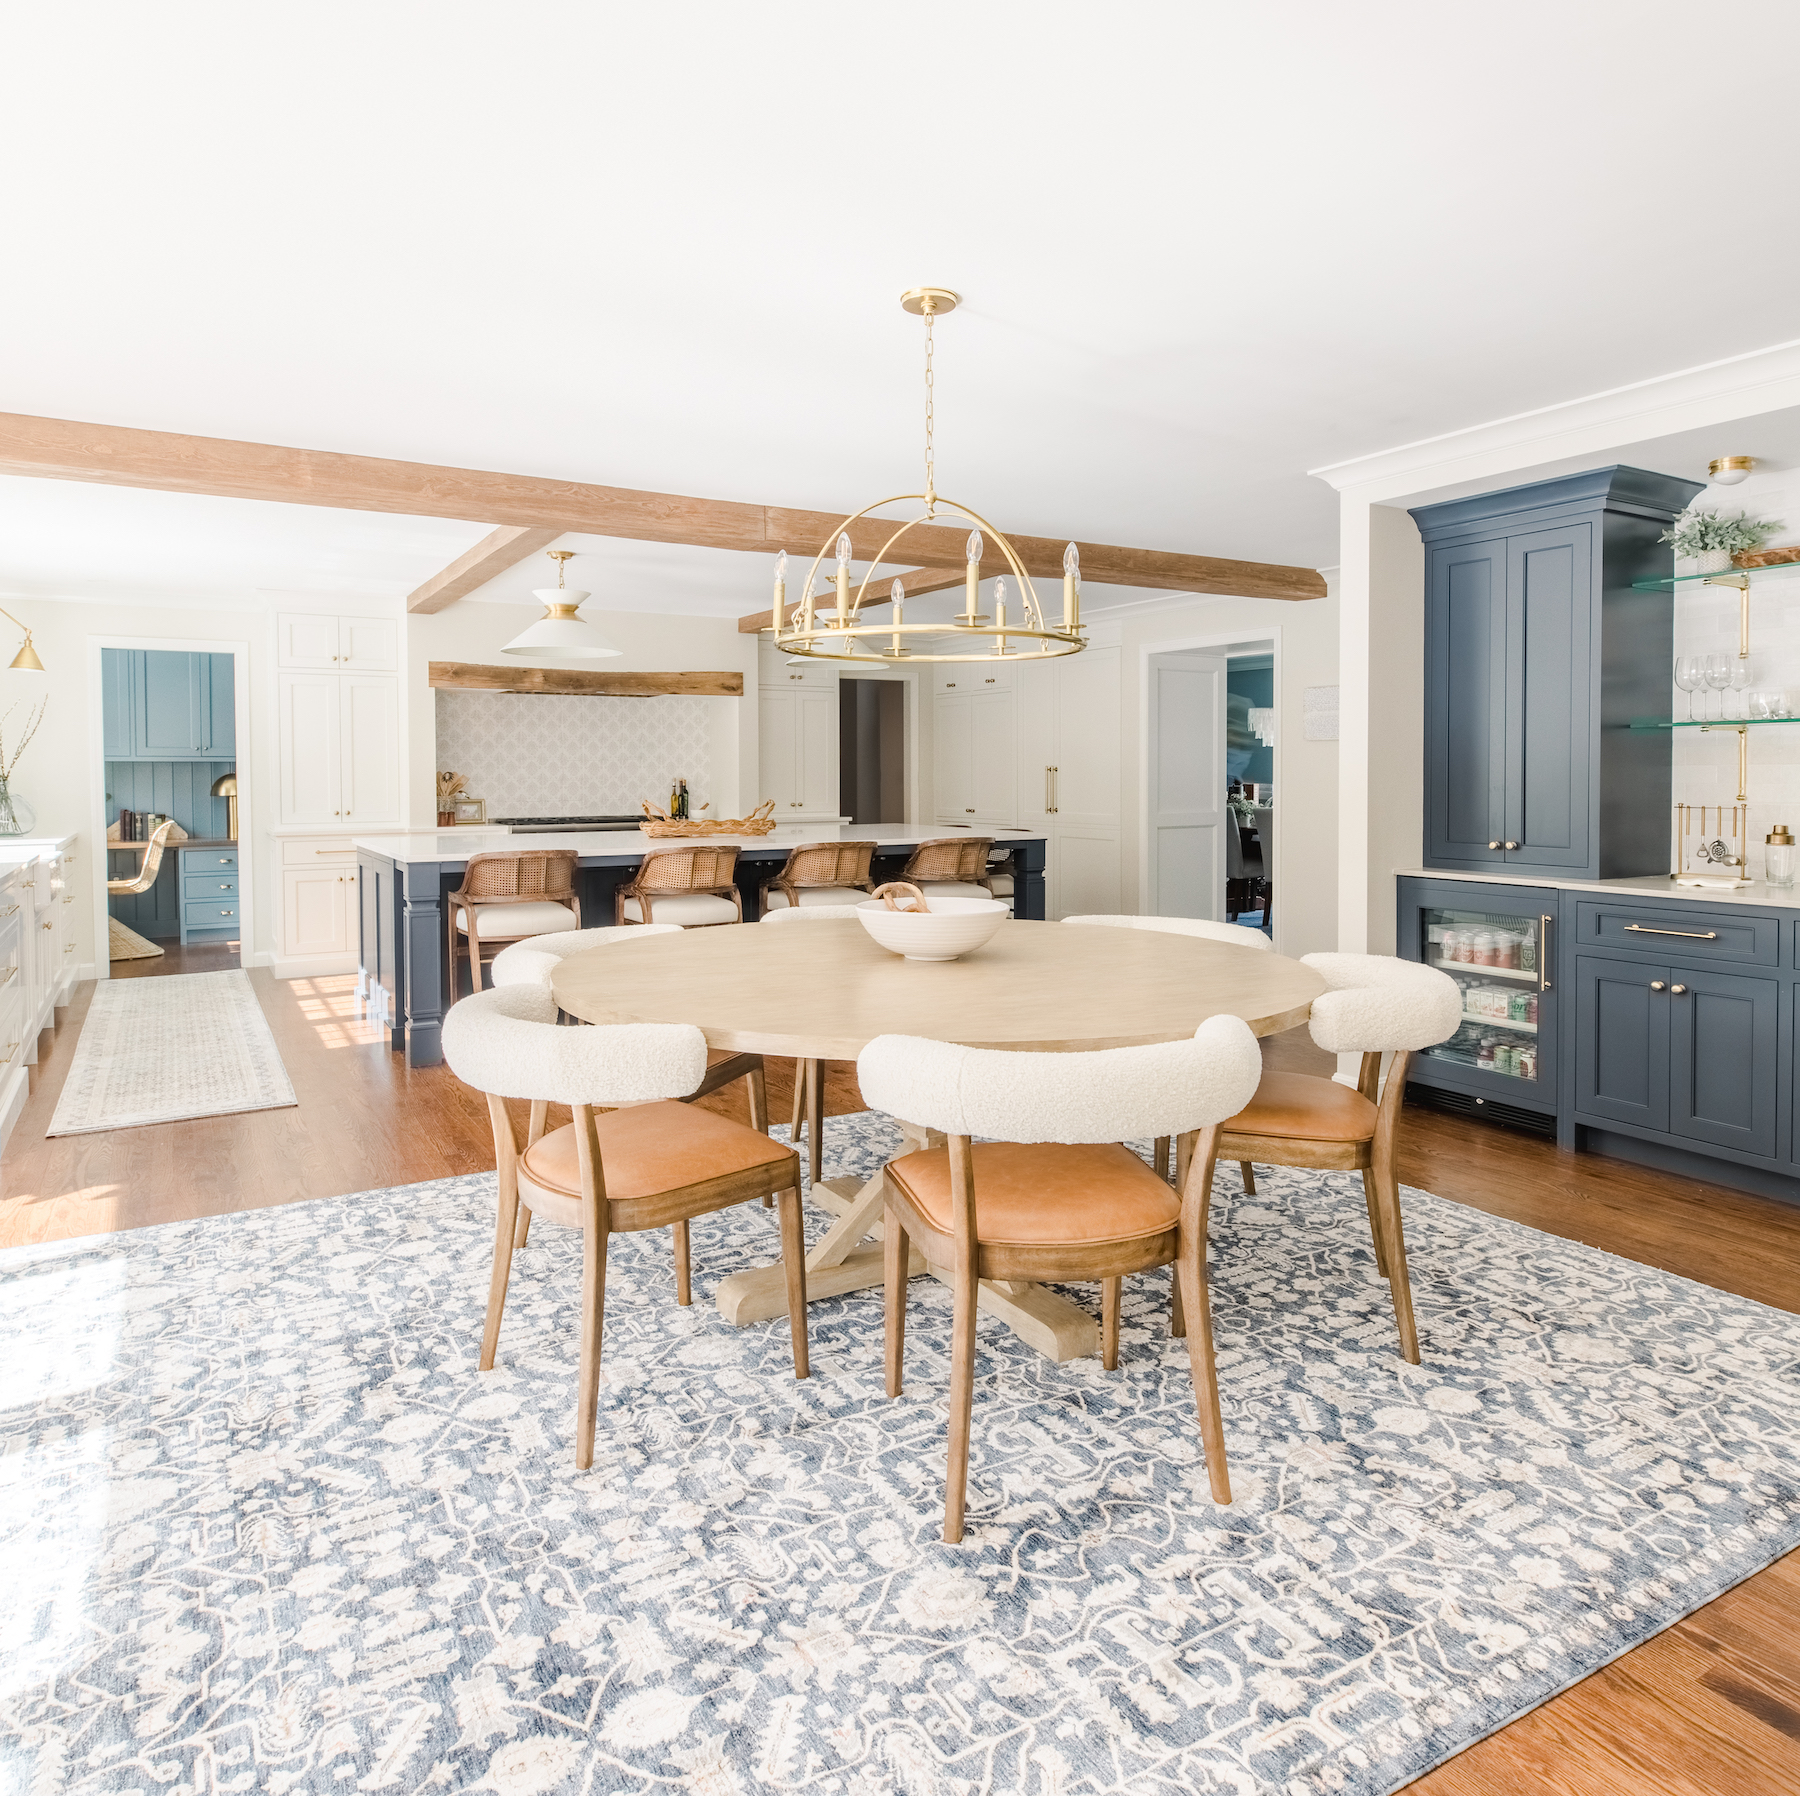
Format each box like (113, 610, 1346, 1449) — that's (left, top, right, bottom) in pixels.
(769, 288, 1085, 666)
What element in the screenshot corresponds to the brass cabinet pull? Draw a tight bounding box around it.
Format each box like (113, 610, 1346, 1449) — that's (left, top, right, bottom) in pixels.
(0, 1042, 15, 1063)
(1671, 983, 1688, 995)
(1650, 980, 1666, 991)
(965, 808, 975, 814)
(1623, 923, 1719, 940)
(0, 905, 15, 918)
(0, 966, 15, 985)
(1539, 914, 1553, 992)
(1045, 766, 1053, 813)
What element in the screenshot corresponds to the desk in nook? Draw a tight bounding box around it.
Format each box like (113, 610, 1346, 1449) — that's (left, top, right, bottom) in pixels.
(351, 826, 1047, 1068)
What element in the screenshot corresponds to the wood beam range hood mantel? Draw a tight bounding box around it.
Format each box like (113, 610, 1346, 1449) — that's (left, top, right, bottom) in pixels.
(428, 661, 742, 697)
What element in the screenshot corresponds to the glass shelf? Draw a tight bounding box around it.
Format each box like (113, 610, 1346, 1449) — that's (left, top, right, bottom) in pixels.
(1631, 560, 1800, 592)
(1628, 716, 1800, 731)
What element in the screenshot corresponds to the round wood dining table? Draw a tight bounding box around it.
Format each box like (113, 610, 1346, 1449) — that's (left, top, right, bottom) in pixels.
(552, 919, 1325, 1362)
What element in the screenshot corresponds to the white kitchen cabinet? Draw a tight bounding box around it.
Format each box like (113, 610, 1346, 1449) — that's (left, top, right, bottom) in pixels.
(278, 670, 400, 826)
(281, 866, 353, 958)
(971, 691, 1016, 823)
(760, 681, 841, 818)
(934, 685, 1017, 827)
(278, 612, 399, 672)
(934, 692, 976, 822)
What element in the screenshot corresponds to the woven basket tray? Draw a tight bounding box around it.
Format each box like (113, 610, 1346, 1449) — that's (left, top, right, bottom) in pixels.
(1732, 546, 1800, 569)
(639, 800, 777, 837)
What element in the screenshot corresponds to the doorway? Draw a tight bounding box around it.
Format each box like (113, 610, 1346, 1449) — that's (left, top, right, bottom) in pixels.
(839, 678, 907, 824)
(1142, 633, 1276, 935)
(90, 636, 253, 978)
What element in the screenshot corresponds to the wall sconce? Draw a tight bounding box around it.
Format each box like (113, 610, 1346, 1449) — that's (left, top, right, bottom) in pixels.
(0, 606, 44, 670)
(1710, 456, 1756, 487)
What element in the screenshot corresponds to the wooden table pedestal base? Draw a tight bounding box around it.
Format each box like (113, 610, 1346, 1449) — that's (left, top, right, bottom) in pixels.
(712, 1121, 1101, 1364)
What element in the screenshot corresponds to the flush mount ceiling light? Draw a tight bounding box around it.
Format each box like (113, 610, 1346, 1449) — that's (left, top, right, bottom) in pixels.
(1710, 456, 1757, 486)
(768, 287, 1085, 666)
(501, 550, 623, 661)
(0, 605, 44, 671)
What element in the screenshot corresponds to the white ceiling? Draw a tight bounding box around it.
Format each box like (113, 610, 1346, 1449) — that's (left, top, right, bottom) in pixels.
(4, 2, 1800, 606)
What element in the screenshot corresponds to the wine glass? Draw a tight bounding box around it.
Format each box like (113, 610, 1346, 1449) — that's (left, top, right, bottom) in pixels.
(1674, 654, 1703, 722)
(1730, 658, 1753, 721)
(1704, 653, 1732, 721)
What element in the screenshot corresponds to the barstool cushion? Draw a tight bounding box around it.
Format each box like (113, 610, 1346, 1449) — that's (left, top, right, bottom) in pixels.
(764, 887, 869, 911)
(887, 1142, 1178, 1246)
(621, 893, 740, 926)
(1224, 1070, 1378, 1142)
(762, 904, 866, 922)
(522, 1099, 794, 1199)
(987, 873, 1014, 897)
(918, 881, 992, 901)
(455, 901, 580, 936)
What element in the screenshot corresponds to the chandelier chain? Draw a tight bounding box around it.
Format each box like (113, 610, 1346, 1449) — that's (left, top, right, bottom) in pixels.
(923, 306, 936, 512)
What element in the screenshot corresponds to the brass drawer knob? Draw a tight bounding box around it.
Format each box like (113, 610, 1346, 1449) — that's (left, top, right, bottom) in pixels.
(1671, 983, 1688, 995)
(1650, 980, 1666, 991)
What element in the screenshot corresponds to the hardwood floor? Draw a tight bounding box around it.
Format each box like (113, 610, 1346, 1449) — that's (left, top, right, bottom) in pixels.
(3, 974, 1797, 1791)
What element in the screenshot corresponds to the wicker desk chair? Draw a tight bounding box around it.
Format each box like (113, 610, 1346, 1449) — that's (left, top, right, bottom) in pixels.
(616, 845, 743, 927)
(447, 849, 581, 996)
(106, 820, 178, 895)
(900, 836, 998, 903)
(760, 840, 878, 916)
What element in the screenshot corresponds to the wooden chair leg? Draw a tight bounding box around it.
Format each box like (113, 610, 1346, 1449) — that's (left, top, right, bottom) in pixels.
(468, 923, 485, 993)
(480, 1156, 521, 1372)
(943, 1245, 979, 1544)
(672, 1218, 692, 1306)
(807, 1057, 825, 1188)
(1371, 1151, 1420, 1364)
(575, 1208, 610, 1471)
(1169, 1266, 1186, 1338)
(514, 1204, 532, 1249)
(747, 1062, 769, 1134)
(1101, 1276, 1121, 1370)
(1177, 1127, 1232, 1505)
(1360, 1167, 1391, 1278)
(1153, 1136, 1171, 1181)
(884, 1207, 909, 1398)
(1239, 1162, 1256, 1195)
(777, 1186, 810, 1380)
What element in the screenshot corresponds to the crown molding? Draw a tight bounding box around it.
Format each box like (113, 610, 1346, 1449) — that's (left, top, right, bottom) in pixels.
(1309, 337, 1800, 504)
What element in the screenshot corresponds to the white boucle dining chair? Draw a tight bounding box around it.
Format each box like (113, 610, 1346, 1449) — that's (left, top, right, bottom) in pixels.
(442, 984, 809, 1469)
(858, 1016, 1264, 1541)
(761, 903, 867, 1185)
(1214, 952, 1461, 1365)
(490, 923, 681, 989)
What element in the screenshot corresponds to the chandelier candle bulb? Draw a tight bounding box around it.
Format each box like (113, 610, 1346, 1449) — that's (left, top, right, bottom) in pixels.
(771, 550, 787, 632)
(1062, 542, 1080, 631)
(890, 578, 905, 655)
(995, 577, 1008, 648)
(835, 532, 852, 623)
(965, 529, 983, 621)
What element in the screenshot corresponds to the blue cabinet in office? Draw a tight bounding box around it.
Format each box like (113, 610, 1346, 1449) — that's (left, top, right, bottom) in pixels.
(126, 651, 235, 759)
(1414, 466, 1699, 881)
(101, 648, 135, 758)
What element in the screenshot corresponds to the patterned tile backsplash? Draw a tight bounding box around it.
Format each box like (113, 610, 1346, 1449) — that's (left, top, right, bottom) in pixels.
(434, 692, 714, 818)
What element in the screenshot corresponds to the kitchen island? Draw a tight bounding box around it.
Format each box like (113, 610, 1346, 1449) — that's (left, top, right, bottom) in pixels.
(355, 826, 1047, 1066)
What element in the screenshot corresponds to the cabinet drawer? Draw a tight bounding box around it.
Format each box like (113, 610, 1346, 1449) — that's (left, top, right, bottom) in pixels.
(282, 836, 355, 866)
(185, 848, 238, 872)
(183, 874, 238, 899)
(1574, 899, 1777, 967)
(183, 899, 242, 928)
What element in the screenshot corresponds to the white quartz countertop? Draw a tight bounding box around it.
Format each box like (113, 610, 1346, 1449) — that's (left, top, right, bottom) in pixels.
(1396, 867, 1800, 911)
(353, 824, 1043, 858)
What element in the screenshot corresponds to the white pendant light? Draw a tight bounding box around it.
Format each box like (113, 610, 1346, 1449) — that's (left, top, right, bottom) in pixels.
(501, 550, 622, 660)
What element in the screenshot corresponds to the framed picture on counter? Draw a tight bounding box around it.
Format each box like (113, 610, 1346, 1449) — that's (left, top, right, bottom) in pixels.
(452, 798, 487, 824)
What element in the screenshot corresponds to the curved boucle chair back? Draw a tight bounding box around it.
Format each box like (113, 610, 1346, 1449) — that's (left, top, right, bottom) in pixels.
(858, 1015, 1263, 1145)
(491, 923, 681, 989)
(441, 983, 707, 1106)
(1298, 952, 1461, 1054)
(1063, 914, 1273, 952)
(761, 904, 867, 923)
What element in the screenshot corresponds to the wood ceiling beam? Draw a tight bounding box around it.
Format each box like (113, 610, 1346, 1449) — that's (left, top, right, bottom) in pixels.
(0, 411, 1327, 605)
(428, 661, 742, 697)
(406, 525, 562, 614)
(737, 566, 967, 634)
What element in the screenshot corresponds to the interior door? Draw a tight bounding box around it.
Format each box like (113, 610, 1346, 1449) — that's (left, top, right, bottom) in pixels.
(1505, 524, 1592, 868)
(1146, 651, 1226, 919)
(1425, 536, 1507, 864)
(279, 673, 342, 825)
(340, 677, 399, 824)
(1668, 964, 1779, 1158)
(934, 692, 975, 822)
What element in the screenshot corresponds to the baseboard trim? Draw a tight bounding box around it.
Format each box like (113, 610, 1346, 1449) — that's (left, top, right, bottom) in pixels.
(245, 950, 276, 969)
(270, 952, 358, 980)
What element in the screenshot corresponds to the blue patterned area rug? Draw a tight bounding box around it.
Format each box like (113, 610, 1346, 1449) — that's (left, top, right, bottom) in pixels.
(4, 1114, 1800, 1796)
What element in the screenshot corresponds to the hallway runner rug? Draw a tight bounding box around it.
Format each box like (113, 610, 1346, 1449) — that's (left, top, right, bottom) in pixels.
(46, 968, 296, 1135)
(2, 1117, 1798, 1792)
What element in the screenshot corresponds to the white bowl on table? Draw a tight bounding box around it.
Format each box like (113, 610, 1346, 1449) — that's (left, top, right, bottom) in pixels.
(855, 896, 1009, 962)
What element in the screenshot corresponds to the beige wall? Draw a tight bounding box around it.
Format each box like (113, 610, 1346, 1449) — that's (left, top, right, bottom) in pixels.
(403, 604, 757, 826)
(1112, 583, 1340, 960)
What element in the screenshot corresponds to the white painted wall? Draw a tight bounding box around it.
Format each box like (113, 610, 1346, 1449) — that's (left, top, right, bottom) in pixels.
(404, 605, 756, 827)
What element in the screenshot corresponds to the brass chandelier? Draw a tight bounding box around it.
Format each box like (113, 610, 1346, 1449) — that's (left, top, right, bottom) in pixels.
(769, 287, 1086, 665)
